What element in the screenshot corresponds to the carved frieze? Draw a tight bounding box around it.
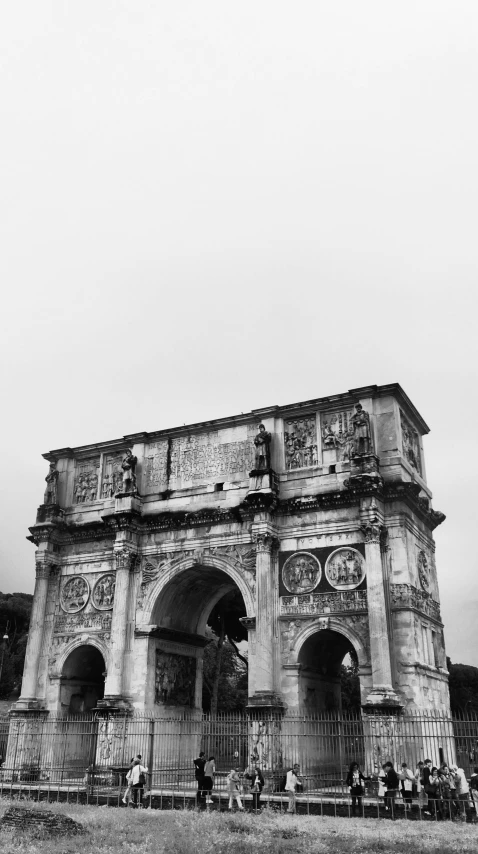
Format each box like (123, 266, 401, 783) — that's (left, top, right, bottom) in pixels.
(73, 458, 100, 504)
(284, 416, 318, 470)
(390, 583, 440, 621)
(282, 552, 321, 594)
(321, 410, 354, 462)
(60, 576, 90, 613)
(54, 611, 112, 633)
(92, 574, 116, 610)
(325, 548, 366, 590)
(169, 433, 254, 482)
(280, 590, 367, 616)
(400, 410, 422, 475)
(155, 650, 196, 706)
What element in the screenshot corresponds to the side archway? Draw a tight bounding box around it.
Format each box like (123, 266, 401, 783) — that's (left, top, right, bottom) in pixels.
(58, 641, 107, 713)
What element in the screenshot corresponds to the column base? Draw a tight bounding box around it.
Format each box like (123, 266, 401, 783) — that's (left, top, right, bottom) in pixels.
(247, 692, 284, 715)
(362, 687, 402, 712)
(10, 698, 47, 712)
(96, 696, 132, 713)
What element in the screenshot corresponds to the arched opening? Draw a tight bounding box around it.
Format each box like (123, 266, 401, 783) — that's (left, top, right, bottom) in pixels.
(298, 629, 360, 713)
(150, 564, 248, 713)
(60, 645, 105, 713)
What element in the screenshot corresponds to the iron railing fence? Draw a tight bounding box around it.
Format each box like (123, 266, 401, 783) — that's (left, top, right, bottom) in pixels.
(0, 710, 477, 821)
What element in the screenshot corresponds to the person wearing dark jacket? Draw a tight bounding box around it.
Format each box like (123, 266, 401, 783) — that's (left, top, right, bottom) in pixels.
(383, 762, 400, 813)
(244, 764, 265, 812)
(194, 752, 206, 803)
(345, 762, 370, 815)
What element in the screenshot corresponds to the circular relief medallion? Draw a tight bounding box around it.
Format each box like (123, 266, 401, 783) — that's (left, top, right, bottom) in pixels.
(325, 548, 365, 590)
(60, 576, 90, 613)
(282, 552, 321, 594)
(417, 550, 430, 592)
(92, 573, 116, 610)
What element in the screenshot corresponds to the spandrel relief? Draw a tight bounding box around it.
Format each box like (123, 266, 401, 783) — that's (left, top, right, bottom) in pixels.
(284, 417, 318, 470)
(321, 410, 354, 462)
(400, 411, 422, 475)
(73, 458, 100, 504)
(325, 548, 365, 590)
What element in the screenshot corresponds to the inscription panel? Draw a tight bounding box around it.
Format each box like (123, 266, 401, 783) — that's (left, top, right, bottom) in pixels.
(170, 433, 254, 483)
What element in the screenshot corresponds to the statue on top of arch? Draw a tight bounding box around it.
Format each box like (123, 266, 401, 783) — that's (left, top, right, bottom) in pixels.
(351, 404, 373, 456)
(121, 449, 138, 494)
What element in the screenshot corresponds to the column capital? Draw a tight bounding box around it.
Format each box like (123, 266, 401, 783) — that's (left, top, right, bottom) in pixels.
(253, 532, 279, 554)
(360, 522, 383, 544)
(114, 548, 138, 572)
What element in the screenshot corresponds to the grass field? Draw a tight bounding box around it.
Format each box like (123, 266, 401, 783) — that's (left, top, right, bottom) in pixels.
(0, 800, 477, 854)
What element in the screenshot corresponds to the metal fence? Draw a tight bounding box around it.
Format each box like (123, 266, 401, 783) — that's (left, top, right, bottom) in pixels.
(0, 710, 477, 821)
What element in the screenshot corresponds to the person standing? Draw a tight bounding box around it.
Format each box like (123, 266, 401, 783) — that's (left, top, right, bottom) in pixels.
(470, 766, 478, 818)
(383, 762, 400, 814)
(126, 758, 148, 809)
(193, 751, 206, 804)
(426, 767, 443, 819)
(450, 764, 470, 821)
(203, 756, 216, 804)
(245, 764, 265, 813)
(399, 763, 415, 811)
(414, 761, 428, 813)
(285, 764, 301, 814)
(345, 762, 369, 816)
(226, 767, 244, 811)
(422, 758, 433, 816)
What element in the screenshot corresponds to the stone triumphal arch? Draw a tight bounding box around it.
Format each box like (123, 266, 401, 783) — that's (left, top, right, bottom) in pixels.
(16, 384, 450, 730)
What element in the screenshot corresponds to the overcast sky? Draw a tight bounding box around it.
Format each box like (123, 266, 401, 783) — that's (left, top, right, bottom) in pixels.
(0, 2, 477, 665)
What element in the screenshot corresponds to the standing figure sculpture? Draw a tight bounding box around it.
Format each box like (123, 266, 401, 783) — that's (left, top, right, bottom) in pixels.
(254, 424, 272, 471)
(43, 463, 59, 505)
(121, 449, 138, 493)
(351, 404, 372, 456)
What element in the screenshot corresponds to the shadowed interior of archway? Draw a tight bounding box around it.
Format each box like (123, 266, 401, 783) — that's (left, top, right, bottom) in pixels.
(61, 645, 105, 713)
(298, 629, 359, 712)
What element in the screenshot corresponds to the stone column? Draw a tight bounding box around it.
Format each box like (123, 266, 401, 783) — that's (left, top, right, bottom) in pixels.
(361, 520, 400, 707)
(101, 547, 135, 708)
(16, 557, 51, 708)
(249, 532, 281, 707)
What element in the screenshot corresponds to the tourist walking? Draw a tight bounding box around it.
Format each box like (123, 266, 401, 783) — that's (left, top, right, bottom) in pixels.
(244, 763, 265, 812)
(383, 762, 400, 814)
(194, 751, 206, 804)
(285, 764, 302, 814)
(345, 762, 369, 816)
(126, 758, 148, 808)
(203, 756, 216, 804)
(399, 763, 415, 811)
(226, 767, 244, 811)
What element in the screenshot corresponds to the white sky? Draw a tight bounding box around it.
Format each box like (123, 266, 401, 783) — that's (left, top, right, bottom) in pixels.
(0, 2, 477, 665)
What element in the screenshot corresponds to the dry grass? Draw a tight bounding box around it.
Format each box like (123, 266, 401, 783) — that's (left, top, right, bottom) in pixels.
(0, 799, 476, 854)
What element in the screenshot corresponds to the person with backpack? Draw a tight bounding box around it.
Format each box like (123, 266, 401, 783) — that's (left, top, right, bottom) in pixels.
(226, 767, 244, 811)
(126, 758, 148, 808)
(345, 761, 370, 816)
(383, 762, 400, 814)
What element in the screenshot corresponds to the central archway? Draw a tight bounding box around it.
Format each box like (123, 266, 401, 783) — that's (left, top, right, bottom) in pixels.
(145, 560, 251, 714)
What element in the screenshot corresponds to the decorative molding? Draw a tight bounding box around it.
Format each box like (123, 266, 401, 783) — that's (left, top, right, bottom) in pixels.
(417, 550, 430, 592)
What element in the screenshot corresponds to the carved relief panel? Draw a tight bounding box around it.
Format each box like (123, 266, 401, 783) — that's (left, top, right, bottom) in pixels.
(102, 453, 124, 498)
(321, 410, 354, 462)
(155, 650, 196, 706)
(92, 574, 116, 610)
(170, 433, 254, 483)
(284, 416, 318, 470)
(144, 441, 169, 492)
(400, 410, 422, 475)
(73, 458, 100, 504)
(325, 549, 366, 590)
(60, 576, 90, 613)
(417, 550, 430, 592)
(282, 552, 321, 594)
